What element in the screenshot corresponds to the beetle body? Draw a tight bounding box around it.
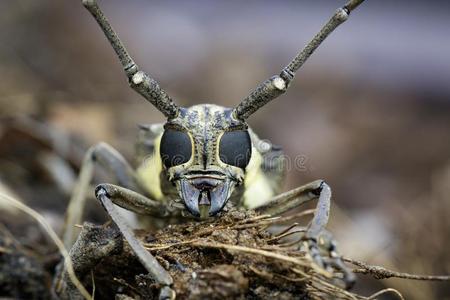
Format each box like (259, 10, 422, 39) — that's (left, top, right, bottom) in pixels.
(58, 2, 366, 294)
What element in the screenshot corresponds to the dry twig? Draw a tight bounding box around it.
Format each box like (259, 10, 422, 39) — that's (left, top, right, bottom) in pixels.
(0, 193, 92, 300)
(344, 257, 450, 281)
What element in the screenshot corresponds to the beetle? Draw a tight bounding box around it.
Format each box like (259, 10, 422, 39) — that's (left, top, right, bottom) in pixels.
(62, 0, 365, 298)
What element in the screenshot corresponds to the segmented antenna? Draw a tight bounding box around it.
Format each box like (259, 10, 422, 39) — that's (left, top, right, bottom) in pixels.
(233, 0, 365, 120)
(82, 0, 179, 119)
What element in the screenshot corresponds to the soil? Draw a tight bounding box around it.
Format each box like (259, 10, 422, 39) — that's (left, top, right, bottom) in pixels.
(0, 209, 353, 300)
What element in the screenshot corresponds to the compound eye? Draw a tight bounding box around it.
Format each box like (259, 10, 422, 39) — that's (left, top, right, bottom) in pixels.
(160, 128, 192, 168)
(219, 130, 252, 169)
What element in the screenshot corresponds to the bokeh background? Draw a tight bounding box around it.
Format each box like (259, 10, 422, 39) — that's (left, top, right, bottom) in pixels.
(0, 0, 449, 299)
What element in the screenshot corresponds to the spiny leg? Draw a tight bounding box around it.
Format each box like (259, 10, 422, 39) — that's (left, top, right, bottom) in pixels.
(95, 184, 174, 299)
(233, 0, 365, 120)
(255, 180, 330, 239)
(63, 142, 139, 248)
(255, 180, 355, 288)
(81, 0, 178, 118)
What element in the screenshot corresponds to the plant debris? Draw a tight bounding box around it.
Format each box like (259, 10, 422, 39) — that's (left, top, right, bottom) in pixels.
(1, 193, 448, 300)
(53, 209, 406, 300)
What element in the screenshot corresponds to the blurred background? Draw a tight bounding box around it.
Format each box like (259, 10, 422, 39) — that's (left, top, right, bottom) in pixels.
(0, 0, 449, 299)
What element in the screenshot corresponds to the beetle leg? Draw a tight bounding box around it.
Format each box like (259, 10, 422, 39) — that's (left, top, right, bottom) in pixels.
(255, 180, 325, 218)
(255, 180, 330, 248)
(63, 142, 139, 248)
(317, 230, 356, 289)
(95, 186, 175, 300)
(255, 180, 355, 289)
(95, 183, 169, 217)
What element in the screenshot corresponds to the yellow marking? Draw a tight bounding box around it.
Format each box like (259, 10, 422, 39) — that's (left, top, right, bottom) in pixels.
(243, 148, 274, 209)
(136, 133, 164, 201)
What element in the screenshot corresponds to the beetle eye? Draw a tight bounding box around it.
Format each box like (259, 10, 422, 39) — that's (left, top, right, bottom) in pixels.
(219, 130, 252, 169)
(160, 128, 192, 168)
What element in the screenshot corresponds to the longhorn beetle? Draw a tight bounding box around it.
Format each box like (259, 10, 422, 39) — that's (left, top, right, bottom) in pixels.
(64, 0, 366, 298)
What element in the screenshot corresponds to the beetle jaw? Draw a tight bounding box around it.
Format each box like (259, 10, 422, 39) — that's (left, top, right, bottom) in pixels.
(175, 173, 237, 218)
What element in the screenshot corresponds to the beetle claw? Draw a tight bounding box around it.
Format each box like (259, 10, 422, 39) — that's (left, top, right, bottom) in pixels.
(304, 237, 356, 290)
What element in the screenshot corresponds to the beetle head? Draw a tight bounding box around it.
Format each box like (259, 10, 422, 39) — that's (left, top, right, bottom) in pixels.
(159, 104, 251, 218)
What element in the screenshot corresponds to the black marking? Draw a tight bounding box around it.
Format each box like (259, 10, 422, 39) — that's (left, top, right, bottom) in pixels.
(311, 181, 325, 196)
(213, 111, 223, 129)
(202, 153, 208, 169)
(202, 106, 210, 169)
(280, 68, 295, 83)
(342, 6, 351, 15)
(178, 107, 188, 118)
(224, 108, 243, 128)
(187, 110, 198, 128)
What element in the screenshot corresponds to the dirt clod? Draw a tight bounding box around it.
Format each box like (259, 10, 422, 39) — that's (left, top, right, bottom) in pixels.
(0, 227, 50, 299)
(54, 209, 360, 299)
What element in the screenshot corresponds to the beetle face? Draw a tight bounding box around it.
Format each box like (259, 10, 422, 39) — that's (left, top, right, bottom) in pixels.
(159, 104, 252, 218)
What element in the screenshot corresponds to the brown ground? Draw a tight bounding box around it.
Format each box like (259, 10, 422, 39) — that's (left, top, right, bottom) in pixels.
(0, 203, 403, 300)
